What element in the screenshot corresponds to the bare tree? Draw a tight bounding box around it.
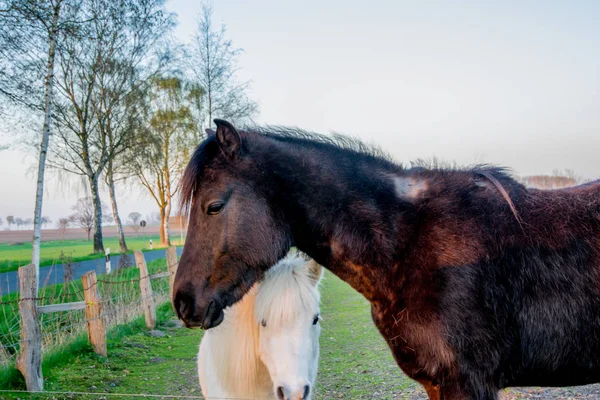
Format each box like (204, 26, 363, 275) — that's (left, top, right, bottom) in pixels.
(15, 218, 24, 230)
(41, 216, 51, 228)
(190, 3, 258, 128)
(70, 197, 95, 241)
(128, 212, 142, 225)
(57, 217, 70, 240)
(0, 0, 83, 288)
(49, 0, 172, 253)
(0, 217, 3, 228)
(6, 215, 14, 230)
(128, 211, 142, 233)
(93, 2, 174, 254)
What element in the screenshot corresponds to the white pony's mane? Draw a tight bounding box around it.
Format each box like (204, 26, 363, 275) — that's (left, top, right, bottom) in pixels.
(255, 254, 322, 327)
(205, 253, 322, 397)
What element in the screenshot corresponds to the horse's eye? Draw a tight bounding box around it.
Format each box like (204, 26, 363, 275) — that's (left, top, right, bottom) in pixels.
(261, 319, 267, 327)
(207, 202, 225, 215)
(312, 314, 319, 325)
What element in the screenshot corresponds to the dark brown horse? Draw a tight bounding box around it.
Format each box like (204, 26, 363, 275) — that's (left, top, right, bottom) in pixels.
(173, 119, 600, 400)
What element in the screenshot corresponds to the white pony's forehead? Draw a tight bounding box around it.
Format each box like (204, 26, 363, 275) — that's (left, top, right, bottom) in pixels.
(254, 256, 321, 326)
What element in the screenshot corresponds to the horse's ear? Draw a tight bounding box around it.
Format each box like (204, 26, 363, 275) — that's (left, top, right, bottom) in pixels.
(307, 260, 324, 286)
(205, 128, 216, 136)
(214, 119, 242, 159)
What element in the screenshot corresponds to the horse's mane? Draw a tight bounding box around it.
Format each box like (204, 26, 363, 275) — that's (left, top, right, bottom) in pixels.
(179, 125, 524, 222)
(255, 252, 322, 328)
(206, 284, 263, 397)
(204, 253, 321, 397)
(248, 125, 396, 164)
(179, 126, 399, 214)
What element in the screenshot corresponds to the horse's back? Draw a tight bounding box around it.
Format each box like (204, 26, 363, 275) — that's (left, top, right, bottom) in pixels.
(529, 179, 600, 195)
(562, 179, 600, 192)
(525, 179, 600, 238)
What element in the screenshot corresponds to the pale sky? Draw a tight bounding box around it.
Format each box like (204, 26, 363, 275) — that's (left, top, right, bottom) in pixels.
(1, 0, 599, 224)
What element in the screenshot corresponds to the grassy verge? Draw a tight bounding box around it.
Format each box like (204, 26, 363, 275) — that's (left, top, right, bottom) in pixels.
(0, 271, 424, 399)
(0, 258, 171, 377)
(0, 236, 184, 274)
(0, 301, 194, 397)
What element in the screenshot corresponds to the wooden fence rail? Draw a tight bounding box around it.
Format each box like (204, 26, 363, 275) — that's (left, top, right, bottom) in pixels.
(15, 247, 179, 392)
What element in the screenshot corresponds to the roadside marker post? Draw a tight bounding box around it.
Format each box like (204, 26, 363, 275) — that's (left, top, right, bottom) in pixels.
(105, 248, 111, 274)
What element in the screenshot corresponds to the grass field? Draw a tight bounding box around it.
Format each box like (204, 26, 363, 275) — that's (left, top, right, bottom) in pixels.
(0, 235, 184, 274)
(0, 258, 172, 375)
(0, 270, 425, 399)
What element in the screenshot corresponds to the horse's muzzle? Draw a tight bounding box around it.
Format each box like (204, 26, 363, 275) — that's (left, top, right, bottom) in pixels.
(173, 289, 225, 329)
(201, 299, 225, 329)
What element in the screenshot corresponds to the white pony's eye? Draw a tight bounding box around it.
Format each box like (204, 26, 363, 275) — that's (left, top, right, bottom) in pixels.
(312, 314, 319, 325)
(261, 319, 267, 327)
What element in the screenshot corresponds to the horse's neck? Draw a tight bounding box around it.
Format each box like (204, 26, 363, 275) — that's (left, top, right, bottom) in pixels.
(204, 286, 271, 397)
(262, 139, 405, 302)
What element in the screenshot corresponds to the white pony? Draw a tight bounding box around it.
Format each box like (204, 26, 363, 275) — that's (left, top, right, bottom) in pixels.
(197, 254, 324, 400)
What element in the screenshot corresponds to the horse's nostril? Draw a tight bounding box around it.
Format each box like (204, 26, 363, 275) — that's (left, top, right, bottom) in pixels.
(178, 298, 188, 316)
(276, 386, 285, 400)
(303, 385, 310, 399)
(174, 291, 194, 323)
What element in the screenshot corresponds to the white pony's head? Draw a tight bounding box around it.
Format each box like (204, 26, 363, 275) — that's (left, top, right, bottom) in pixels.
(255, 254, 324, 400)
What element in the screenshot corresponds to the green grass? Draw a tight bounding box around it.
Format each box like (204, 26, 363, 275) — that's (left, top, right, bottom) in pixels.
(0, 302, 189, 398)
(0, 258, 172, 381)
(0, 271, 423, 399)
(0, 235, 184, 274)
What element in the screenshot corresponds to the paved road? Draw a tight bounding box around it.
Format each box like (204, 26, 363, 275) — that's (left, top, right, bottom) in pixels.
(0, 247, 183, 295)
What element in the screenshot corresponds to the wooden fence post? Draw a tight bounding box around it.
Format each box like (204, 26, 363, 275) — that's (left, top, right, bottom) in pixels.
(166, 246, 178, 302)
(134, 251, 156, 329)
(82, 271, 107, 357)
(16, 264, 43, 392)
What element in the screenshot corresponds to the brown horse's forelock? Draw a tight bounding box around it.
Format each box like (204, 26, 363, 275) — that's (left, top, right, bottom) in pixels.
(179, 136, 218, 216)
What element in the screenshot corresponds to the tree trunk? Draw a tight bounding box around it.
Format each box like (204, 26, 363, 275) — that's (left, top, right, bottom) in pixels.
(164, 196, 171, 246)
(208, 95, 212, 127)
(89, 177, 104, 253)
(31, 2, 61, 294)
(159, 207, 170, 247)
(106, 162, 128, 253)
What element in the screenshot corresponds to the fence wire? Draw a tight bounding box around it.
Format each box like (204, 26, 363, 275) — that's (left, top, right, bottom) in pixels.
(0, 389, 257, 400)
(0, 260, 173, 368)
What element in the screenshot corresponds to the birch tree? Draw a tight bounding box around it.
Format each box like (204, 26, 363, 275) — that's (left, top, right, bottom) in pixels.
(190, 3, 258, 128)
(70, 197, 95, 240)
(49, 0, 173, 253)
(92, 9, 174, 253)
(0, 0, 82, 288)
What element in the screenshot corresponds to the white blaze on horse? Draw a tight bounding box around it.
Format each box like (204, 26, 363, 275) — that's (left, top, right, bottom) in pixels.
(197, 254, 324, 400)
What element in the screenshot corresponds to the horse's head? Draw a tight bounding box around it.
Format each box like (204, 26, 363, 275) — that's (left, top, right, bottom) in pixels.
(255, 256, 323, 400)
(173, 119, 292, 329)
